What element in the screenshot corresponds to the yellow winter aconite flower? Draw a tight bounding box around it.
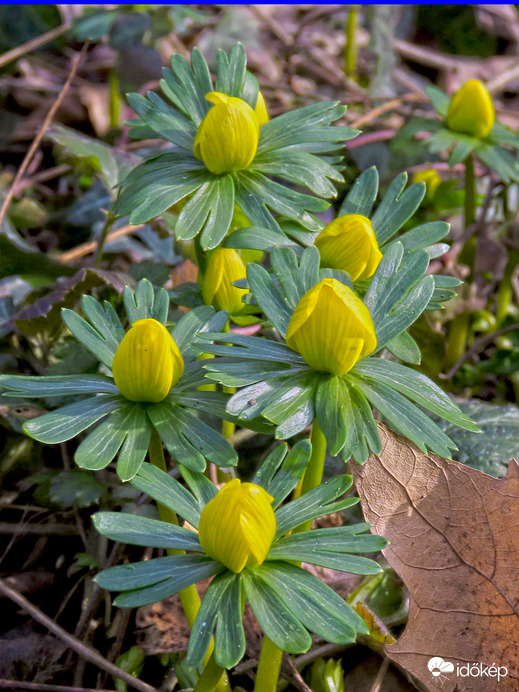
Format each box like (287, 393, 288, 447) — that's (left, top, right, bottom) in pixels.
(446, 79, 495, 139)
(255, 91, 269, 126)
(286, 278, 377, 376)
(201, 248, 249, 315)
(198, 479, 276, 573)
(314, 214, 382, 281)
(412, 169, 442, 200)
(194, 92, 260, 174)
(112, 319, 184, 403)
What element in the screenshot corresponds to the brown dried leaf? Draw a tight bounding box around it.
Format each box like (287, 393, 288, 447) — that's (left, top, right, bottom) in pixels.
(353, 423, 519, 692)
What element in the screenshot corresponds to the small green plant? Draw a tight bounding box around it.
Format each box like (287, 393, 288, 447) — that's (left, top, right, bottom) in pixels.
(0, 42, 488, 692)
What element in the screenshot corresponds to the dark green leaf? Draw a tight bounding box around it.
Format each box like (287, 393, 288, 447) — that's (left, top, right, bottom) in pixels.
(258, 562, 368, 641)
(426, 85, 450, 116)
(24, 395, 121, 444)
(252, 150, 342, 198)
(146, 402, 205, 472)
(339, 166, 379, 217)
(131, 463, 202, 528)
(354, 359, 480, 432)
(127, 92, 196, 150)
(175, 175, 235, 249)
(215, 573, 245, 668)
(253, 441, 311, 508)
(242, 570, 312, 654)
(50, 470, 104, 508)
(341, 380, 382, 464)
(353, 376, 457, 458)
(116, 405, 152, 481)
(271, 526, 388, 555)
(384, 331, 421, 364)
(161, 49, 212, 125)
(0, 374, 118, 398)
(178, 465, 218, 506)
(315, 376, 349, 456)
(257, 101, 350, 155)
(93, 511, 201, 550)
(74, 405, 131, 471)
(371, 175, 425, 246)
(434, 400, 519, 477)
(247, 263, 292, 336)
(275, 476, 355, 537)
(187, 572, 233, 668)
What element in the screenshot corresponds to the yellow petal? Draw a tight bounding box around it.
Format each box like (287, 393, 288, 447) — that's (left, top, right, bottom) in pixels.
(255, 91, 269, 127)
(412, 169, 442, 201)
(314, 214, 382, 281)
(446, 79, 495, 139)
(201, 248, 249, 315)
(286, 278, 377, 376)
(194, 92, 260, 174)
(198, 479, 276, 573)
(112, 318, 184, 402)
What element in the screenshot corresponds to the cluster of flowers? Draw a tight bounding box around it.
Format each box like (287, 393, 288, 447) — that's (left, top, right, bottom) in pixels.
(4, 45, 513, 688)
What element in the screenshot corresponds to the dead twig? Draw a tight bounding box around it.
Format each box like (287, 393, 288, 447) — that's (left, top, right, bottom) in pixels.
(58, 223, 145, 263)
(369, 657, 391, 692)
(0, 42, 88, 230)
(0, 579, 157, 692)
(443, 322, 519, 380)
(282, 654, 312, 692)
(0, 680, 113, 692)
(0, 23, 71, 70)
(0, 522, 78, 536)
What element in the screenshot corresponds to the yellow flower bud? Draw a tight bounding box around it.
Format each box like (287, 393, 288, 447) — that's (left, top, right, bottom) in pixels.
(193, 92, 260, 174)
(198, 479, 276, 573)
(286, 278, 376, 376)
(446, 79, 495, 138)
(412, 169, 442, 200)
(201, 248, 249, 315)
(255, 91, 269, 126)
(314, 214, 382, 281)
(112, 319, 184, 403)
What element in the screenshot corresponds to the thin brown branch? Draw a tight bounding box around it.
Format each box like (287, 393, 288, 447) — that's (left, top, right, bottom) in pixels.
(0, 579, 157, 692)
(369, 657, 391, 692)
(0, 23, 71, 70)
(0, 680, 113, 692)
(0, 522, 78, 536)
(0, 42, 88, 230)
(443, 322, 519, 380)
(58, 223, 145, 263)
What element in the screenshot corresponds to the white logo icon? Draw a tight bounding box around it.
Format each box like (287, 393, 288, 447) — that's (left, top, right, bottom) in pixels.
(428, 657, 454, 678)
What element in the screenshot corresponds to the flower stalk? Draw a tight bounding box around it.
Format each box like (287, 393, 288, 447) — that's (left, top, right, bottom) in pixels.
(193, 653, 229, 692)
(254, 637, 284, 692)
(464, 153, 476, 230)
(147, 431, 229, 691)
(255, 418, 327, 691)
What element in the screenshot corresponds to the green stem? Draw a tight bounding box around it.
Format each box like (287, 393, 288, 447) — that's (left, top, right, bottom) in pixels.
(94, 212, 115, 268)
(221, 321, 236, 439)
(148, 429, 200, 624)
(254, 637, 284, 692)
(344, 6, 359, 78)
(496, 250, 519, 326)
(254, 419, 327, 692)
(443, 310, 470, 374)
(464, 153, 476, 229)
(109, 69, 121, 129)
(147, 431, 229, 691)
(194, 233, 207, 278)
(291, 419, 327, 528)
(193, 653, 229, 692)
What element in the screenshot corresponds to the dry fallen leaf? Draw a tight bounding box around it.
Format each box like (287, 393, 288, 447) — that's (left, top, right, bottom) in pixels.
(353, 423, 519, 692)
